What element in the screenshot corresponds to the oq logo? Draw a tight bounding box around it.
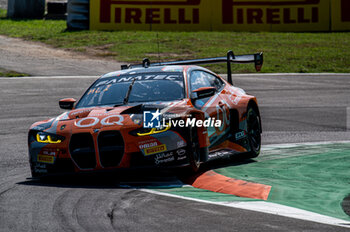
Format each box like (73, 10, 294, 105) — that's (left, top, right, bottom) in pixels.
(143, 109, 162, 128)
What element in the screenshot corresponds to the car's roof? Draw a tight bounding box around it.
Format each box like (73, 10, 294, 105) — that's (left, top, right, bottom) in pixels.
(100, 65, 209, 79)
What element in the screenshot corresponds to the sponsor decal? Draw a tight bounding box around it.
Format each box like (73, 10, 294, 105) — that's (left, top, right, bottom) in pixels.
(34, 168, 48, 173)
(235, 131, 246, 140)
(39, 148, 62, 157)
(155, 152, 175, 165)
(208, 149, 232, 159)
(75, 115, 124, 128)
(176, 149, 186, 156)
(95, 74, 182, 87)
(176, 149, 187, 161)
(87, 84, 112, 95)
(144, 144, 167, 156)
(35, 163, 46, 169)
(91, 0, 200, 30)
(75, 117, 99, 127)
(37, 155, 54, 164)
(41, 149, 56, 156)
(90, 0, 338, 32)
(34, 163, 48, 173)
(101, 115, 124, 126)
(222, 0, 321, 25)
(133, 118, 142, 125)
(139, 141, 159, 150)
(177, 140, 186, 148)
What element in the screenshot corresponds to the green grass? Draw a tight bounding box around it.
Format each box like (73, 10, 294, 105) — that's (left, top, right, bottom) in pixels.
(0, 68, 28, 77)
(0, 18, 349, 73)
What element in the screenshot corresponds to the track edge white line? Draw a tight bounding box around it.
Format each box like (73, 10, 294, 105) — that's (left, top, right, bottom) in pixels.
(262, 140, 350, 150)
(140, 189, 350, 228)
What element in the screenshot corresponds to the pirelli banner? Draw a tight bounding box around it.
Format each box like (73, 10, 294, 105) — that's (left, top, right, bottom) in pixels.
(90, 0, 350, 31)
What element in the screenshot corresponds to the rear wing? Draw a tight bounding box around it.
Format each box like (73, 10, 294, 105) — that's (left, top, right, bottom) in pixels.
(121, 51, 263, 85)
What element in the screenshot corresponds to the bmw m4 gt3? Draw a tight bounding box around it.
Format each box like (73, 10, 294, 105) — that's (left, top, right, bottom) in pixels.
(28, 51, 263, 177)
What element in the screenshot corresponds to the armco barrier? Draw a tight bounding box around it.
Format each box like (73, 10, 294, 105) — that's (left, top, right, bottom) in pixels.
(72, 0, 350, 31)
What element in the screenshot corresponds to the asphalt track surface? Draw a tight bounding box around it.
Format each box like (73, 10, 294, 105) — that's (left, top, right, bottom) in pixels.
(0, 73, 349, 231)
(0, 35, 122, 76)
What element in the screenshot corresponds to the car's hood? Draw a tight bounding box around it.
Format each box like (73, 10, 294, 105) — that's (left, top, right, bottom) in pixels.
(30, 99, 192, 132)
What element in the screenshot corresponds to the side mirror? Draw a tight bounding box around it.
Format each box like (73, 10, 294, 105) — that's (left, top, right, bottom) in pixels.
(191, 87, 216, 100)
(59, 98, 76, 110)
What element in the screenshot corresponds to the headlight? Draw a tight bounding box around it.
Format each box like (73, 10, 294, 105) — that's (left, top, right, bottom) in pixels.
(36, 132, 64, 144)
(133, 124, 171, 136)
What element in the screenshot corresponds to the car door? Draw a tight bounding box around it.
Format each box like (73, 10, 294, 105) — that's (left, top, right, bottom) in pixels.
(189, 70, 229, 148)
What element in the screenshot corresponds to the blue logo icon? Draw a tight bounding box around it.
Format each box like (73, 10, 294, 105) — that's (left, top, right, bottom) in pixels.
(143, 109, 162, 128)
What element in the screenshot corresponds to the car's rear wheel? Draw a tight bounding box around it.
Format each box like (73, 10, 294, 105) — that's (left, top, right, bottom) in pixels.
(188, 126, 201, 172)
(246, 106, 261, 158)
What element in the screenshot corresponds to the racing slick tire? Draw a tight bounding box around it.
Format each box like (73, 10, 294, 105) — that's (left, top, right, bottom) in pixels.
(246, 105, 261, 158)
(188, 126, 201, 172)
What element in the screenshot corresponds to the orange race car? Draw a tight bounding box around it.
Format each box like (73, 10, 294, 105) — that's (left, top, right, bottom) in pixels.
(28, 51, 263, 177)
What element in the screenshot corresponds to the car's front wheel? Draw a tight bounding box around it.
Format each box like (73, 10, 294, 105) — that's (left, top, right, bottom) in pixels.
(188, 126, 201, 172)
(246, 106, 261, 158)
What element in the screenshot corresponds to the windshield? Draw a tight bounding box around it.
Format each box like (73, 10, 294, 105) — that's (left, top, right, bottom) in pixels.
(76, 72, 185, 108)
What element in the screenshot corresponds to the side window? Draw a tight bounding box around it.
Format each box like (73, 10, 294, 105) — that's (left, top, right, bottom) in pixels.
(190, 71, 211, 92)
(190, 70, 224, 109)
(205, 72, 224, 91)
(190, 71, 224, 92)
